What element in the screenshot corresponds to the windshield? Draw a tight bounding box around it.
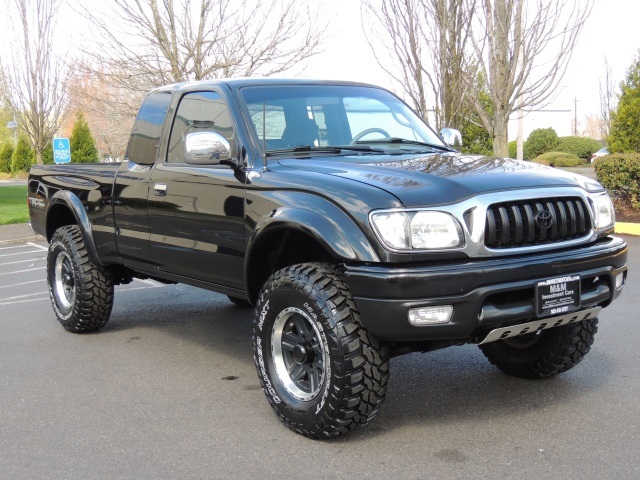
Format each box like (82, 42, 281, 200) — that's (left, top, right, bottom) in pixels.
(240, 84, 447, 155)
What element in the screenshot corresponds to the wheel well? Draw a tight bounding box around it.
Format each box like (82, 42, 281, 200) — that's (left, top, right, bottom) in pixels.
(46, 204, 77, 241)
(247, 228, 336, 303)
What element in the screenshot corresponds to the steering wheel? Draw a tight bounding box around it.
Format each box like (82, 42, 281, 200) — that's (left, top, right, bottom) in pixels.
(350, 128, 391, 144)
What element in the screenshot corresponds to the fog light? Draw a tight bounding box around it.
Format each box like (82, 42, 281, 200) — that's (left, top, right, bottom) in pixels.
(408, 305, 453, 325)
(615, 272, 626, 290)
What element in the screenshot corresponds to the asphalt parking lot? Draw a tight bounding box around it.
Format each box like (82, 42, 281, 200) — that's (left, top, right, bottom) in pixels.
(1, 236, 638, 479)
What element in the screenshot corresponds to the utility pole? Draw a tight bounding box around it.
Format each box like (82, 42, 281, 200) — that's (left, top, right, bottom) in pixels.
(574, 97, 578, 135)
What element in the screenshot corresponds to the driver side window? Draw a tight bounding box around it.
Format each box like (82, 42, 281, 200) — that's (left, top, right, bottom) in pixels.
(166, 91, 234, 163)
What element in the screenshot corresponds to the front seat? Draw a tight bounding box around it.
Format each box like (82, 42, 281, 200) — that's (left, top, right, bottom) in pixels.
(281, 117, 319, 147)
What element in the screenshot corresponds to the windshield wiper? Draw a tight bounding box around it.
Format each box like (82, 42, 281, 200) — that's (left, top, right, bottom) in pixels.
(266, 145, 385, 156)
(357, 137, 453, 151)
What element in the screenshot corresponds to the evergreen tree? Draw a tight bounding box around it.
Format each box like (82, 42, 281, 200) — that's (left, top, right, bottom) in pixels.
(609, 51, 640, 153)
(42, 140, 54, 165)
(0, 142, 14, 173)
(70, 112, 99, 163)
(11, 135, 35, 173)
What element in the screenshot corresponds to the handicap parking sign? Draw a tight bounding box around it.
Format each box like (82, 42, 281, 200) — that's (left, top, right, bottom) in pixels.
(53, 138, 71, 164)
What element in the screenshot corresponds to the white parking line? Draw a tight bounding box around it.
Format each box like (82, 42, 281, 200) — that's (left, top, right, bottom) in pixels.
(0, 291, 49, 302)
(0, 279, 45, 290)
(27, 242, 48, 252)
(0, 296, 49, 306)
(0, 250, 42, 258)
(0, 244, 32, 251)
(0, 267, 46, 276)
(0, 257, 46, 266)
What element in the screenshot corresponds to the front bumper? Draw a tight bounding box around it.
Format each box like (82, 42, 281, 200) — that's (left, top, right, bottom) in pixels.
(345, 236, 627, 342)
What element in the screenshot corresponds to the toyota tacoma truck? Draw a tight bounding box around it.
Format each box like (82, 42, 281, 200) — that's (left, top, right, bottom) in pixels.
(28, 79, 628, 438)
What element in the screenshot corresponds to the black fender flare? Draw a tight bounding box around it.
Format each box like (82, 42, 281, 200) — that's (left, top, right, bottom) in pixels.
(245, 206, 379, 277)
(46, 191, 104, 267)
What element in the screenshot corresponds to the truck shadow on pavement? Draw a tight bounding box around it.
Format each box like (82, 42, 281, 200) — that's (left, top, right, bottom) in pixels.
(102, 282, 616, 440)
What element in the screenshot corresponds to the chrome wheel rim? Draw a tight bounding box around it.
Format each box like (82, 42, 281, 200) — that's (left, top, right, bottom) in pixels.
(271, 307, 326, 401)
(54, 252, 75, 310)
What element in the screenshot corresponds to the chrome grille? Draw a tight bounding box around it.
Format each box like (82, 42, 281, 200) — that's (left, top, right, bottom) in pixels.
(485, 197, 591, 249)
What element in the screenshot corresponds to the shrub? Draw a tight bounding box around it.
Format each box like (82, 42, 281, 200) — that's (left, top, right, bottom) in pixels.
(0, 142, 14, 173)
(595, 153, 640, 209)
(11, 135, 35, 173)
(556, 136, 603, 159)
(532, 151, 585, 167)
(508, 140, 517, 159)
(525, 127, 559, 159)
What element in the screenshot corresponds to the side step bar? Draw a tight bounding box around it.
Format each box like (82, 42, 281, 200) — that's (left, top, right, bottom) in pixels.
(475, 307, 601, 345)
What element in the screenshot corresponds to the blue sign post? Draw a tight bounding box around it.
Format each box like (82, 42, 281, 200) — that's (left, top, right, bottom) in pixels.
(53, 138, 71, 164)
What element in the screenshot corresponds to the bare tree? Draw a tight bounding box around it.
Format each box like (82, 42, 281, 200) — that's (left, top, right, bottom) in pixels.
(468, 0, 594, 156)
(598, 56, 616, 140)
(361, 0, 474, 130)
(67, 68, 139, 160)
(1, 0, 71, 165)
(75, 0, 326, 93)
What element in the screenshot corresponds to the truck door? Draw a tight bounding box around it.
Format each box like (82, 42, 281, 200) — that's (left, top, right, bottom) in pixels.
(114, 91, 172, 267)
(147, 90, 246, 289)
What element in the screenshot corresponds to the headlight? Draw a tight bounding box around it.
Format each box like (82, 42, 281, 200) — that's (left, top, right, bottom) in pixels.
(594, 194, 615, 229)
(371, 210, 464, 250)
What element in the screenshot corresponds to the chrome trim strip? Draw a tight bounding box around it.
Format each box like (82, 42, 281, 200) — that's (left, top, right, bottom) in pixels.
(369, 187, 613, 257)
(475, 306, 601, 345)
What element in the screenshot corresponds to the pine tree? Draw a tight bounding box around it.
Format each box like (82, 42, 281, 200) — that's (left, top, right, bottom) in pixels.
(0, 142, 14, 173)
(11, 135, 35, 173)
(609, 51, 640, 153)
(70, 112, 99, 163)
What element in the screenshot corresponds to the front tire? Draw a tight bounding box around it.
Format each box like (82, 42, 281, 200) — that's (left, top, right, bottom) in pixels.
(253, 263, 389, 439)
(479, 318, 598, 379)
(47, 225, 114, 333)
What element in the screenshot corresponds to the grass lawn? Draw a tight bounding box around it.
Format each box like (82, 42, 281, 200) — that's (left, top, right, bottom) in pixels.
(0, 185, 29, 225)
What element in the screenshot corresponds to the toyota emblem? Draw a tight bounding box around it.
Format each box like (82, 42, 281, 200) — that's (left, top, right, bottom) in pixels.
(535, 210, 553, 230)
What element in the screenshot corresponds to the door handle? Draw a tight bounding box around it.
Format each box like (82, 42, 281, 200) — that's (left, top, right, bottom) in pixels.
(154, 183, 167, 196)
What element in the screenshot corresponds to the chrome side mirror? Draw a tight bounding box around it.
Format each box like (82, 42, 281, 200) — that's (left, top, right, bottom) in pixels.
(440, 128, 463, 150)
(185, 131, 231, 165)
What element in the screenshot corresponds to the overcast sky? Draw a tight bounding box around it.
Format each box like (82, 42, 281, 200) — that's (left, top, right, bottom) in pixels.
(306, 0, 640, 140)
(3, 0, 638, 141)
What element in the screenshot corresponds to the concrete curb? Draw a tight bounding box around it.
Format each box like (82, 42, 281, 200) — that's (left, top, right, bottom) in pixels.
(615, 222, 640, 236)
(0, 235, 46, 246)
(0, 223, 45, 245)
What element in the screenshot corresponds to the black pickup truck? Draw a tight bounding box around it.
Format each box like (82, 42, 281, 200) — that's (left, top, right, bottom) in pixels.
(28, 79, 628, 438)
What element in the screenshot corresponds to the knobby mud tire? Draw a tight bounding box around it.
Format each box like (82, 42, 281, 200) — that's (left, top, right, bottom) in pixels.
(479, 318, 598, 379)
(253, 263, 389, 439)
(47, 225, 114, 333)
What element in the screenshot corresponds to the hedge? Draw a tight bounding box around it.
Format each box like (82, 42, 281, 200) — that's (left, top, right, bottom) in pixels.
(595, 153, 640, 209)
(532, 151, 585, 167)
(556, 136, 602, 160)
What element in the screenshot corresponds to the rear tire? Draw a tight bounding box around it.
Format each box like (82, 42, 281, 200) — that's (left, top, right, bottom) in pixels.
(479, 318, 598, 379)
(47, 225, 114, 333)
(253, 263, 389, 438)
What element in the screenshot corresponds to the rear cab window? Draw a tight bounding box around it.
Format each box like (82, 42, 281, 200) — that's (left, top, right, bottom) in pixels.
(126, 91, 172, 165)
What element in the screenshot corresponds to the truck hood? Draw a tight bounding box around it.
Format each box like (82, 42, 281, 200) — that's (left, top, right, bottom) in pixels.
(277, 153, 600, 206)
